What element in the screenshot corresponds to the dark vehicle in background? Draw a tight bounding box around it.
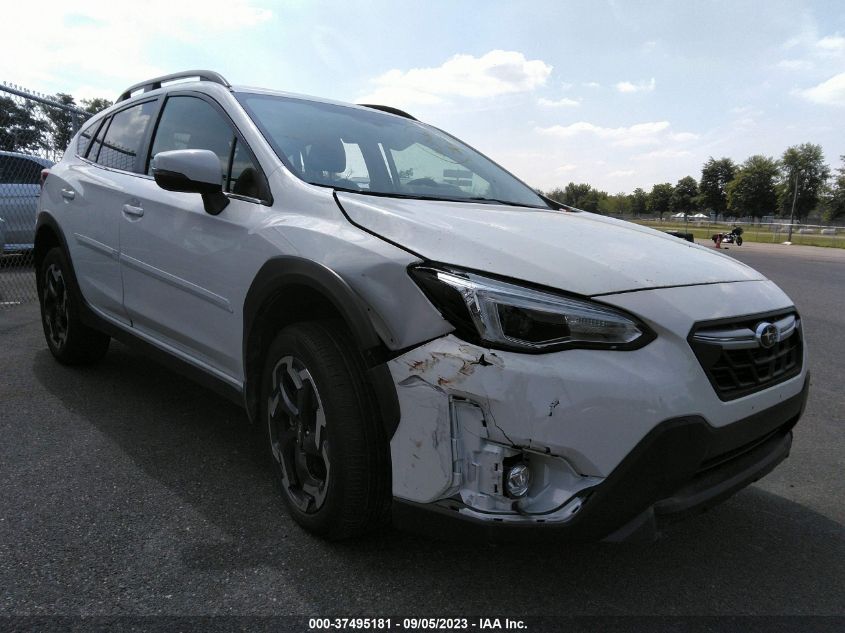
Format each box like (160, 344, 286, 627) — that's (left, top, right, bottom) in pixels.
(712, 226, 744, 246)
(0, 151, 54, 252)
(665, 230, 695, 243)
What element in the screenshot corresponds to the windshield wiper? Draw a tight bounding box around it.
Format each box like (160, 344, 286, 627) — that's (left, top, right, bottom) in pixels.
(467, 197, 546, 209)
(318, 184, 548, 209)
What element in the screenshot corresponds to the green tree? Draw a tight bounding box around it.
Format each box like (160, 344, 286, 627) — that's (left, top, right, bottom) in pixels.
(777, 143, 830, 220)
(0, 96, 48, 152)
(648, 183, 673, 219)
(823, 155, 845, 222)
(82, 97, 113, 114)
(699, 157, 736, 219)
(630, 187, 648, 216)
(726, 155, 779, 218)
(580, 188, 608, 213)
(599, 193, 631, 215)
(671, 176, 699, 215)
(42, 93, 78, 154)
(561, 182, 594, 207)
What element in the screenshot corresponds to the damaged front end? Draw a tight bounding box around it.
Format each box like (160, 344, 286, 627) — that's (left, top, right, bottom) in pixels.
(388, 337, 603, 527)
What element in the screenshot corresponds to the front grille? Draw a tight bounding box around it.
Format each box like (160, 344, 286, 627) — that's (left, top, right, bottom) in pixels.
(690, 311, 803, 401)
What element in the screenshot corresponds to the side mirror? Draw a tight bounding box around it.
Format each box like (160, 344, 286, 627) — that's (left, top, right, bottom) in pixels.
(151, 149, 229, 215)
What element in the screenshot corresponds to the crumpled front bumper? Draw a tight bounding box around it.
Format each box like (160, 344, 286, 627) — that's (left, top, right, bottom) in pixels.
(392, 375, 808, 542)
(385, 280, 808, 539)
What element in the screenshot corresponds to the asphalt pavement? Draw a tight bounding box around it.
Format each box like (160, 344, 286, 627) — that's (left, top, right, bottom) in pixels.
(0, 241, 843, 618)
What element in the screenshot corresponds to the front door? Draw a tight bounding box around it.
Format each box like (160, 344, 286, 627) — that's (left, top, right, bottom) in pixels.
(119, 93, 271, 381)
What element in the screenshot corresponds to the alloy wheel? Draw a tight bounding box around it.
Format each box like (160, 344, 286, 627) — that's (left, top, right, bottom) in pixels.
(43, 263, 69, 350)
(267, 355, 330, 514)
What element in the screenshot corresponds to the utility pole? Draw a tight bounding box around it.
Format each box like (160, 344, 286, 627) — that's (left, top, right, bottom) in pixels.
(787, 171, 800, 242)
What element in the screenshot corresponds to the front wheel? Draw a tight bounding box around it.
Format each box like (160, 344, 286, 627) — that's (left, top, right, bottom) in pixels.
(260, 321, 391, 539)
(38, 247, 110, 365)
(736, 236, 743, 246)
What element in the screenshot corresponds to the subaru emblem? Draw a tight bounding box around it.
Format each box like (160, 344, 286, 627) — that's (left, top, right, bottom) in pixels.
(755, 322, 779, 349)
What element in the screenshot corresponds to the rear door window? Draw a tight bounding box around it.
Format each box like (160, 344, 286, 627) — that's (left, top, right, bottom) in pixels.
(95, 101, 157, 173)
(87, 115, 110, 162)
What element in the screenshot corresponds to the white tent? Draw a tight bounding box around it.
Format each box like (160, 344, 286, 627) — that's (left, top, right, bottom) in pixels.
(691, 213, 708, 219)
(671, 212, 686, 218)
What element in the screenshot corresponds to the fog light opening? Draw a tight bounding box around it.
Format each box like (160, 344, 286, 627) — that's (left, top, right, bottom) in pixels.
(504, 462, 531, 498)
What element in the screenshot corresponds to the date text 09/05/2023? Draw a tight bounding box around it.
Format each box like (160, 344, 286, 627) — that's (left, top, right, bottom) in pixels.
(308, 618, 528, 630)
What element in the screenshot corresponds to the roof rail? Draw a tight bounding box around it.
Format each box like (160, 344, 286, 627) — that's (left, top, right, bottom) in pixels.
(359, 104, 417, 120)
(117, 70, 230, 102)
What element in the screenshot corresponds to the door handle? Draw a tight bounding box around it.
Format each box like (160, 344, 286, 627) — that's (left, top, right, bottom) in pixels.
(61, 188, 75, 200)
(122, 204, 144, 218)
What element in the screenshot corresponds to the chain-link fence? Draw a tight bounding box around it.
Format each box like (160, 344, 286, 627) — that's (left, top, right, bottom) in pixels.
(1, 83, 91, 308)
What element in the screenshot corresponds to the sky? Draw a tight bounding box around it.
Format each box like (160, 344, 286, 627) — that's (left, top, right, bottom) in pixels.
(2, 0, 843, 193)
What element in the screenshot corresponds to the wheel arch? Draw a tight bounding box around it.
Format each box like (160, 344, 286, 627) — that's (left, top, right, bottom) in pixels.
(34, 212, 74, 293)
(242, 256, 400, 437)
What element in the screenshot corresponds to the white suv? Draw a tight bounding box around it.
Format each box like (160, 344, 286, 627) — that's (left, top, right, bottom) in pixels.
(37, 71, 808, 541)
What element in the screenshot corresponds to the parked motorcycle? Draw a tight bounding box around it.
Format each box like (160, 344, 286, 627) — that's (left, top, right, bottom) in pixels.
(712, 226, 744, 246)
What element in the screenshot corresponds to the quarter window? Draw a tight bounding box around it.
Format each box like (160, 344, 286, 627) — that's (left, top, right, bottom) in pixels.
(95, 101, 157, 172)
(76, 119, 99, 157)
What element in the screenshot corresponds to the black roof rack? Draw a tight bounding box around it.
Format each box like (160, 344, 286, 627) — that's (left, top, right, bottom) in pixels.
(117, 70, 230, 102)
(359, 104, 417, 120)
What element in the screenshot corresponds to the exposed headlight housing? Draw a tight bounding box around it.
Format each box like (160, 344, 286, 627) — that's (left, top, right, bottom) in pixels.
(410, 265, 654, 353)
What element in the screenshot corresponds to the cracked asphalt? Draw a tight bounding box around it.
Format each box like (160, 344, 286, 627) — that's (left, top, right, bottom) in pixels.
(0, 241, 843, 618)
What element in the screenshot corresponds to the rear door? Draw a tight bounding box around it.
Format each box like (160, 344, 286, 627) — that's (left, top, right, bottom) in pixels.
(60, 100, 158, 323)
(119, 93, 271, 380)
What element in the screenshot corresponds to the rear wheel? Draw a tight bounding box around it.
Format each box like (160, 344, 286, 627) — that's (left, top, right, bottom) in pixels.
(260, 321, 391, 539)
(38, 247, 110, 365)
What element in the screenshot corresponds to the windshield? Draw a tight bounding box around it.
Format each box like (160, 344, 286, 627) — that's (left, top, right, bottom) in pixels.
(236, 93, 547, 208)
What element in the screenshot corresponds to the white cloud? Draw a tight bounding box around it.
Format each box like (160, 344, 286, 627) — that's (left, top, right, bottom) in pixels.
(816, 35, 845, 54)
(0, 0, 272, 96)
(538, 97, 580, 107)
(798, 72, 845, 106)
(607, 169, 635, 178)
(358, 50, 552, 108)
(555, 164, 578, 172)
(670, 132, 699, 142)
(633, 149, 692, 160)
(560, 82, 574, 90)
(536, 120, 670, 147)
(583, 82, 601, 88)
(777, 59, 814, 70)
(615, 78, 656, 93)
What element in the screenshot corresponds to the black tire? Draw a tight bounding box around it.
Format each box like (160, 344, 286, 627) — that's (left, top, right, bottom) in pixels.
(38, 247, 110, 365)
(736, 236, 743, 246)
(260, 320, 391, 539)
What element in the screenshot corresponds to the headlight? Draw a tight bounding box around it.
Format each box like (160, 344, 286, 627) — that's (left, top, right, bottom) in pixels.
(410, 265, 653, 352)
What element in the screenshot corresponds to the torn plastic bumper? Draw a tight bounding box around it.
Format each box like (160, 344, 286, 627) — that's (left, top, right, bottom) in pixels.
(392, 374, 809, 542)
(386, 320, 810, 539)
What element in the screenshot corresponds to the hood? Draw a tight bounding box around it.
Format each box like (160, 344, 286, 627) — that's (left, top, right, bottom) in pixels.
(336, 192, 765, 296)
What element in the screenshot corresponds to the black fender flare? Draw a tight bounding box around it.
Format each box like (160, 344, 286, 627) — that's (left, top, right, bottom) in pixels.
(34, 211, 79, 298)
(242, 256, 400, 437)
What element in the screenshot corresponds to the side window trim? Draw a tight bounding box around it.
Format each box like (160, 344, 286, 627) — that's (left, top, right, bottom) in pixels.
(88, 115, 112, 164)
(144, 90, 272, 205)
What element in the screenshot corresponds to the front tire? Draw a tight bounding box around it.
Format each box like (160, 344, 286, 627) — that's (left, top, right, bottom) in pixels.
(38, 247, 110, 365)
(736, 236, 743, 246)
(260, 321, 391, 539)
